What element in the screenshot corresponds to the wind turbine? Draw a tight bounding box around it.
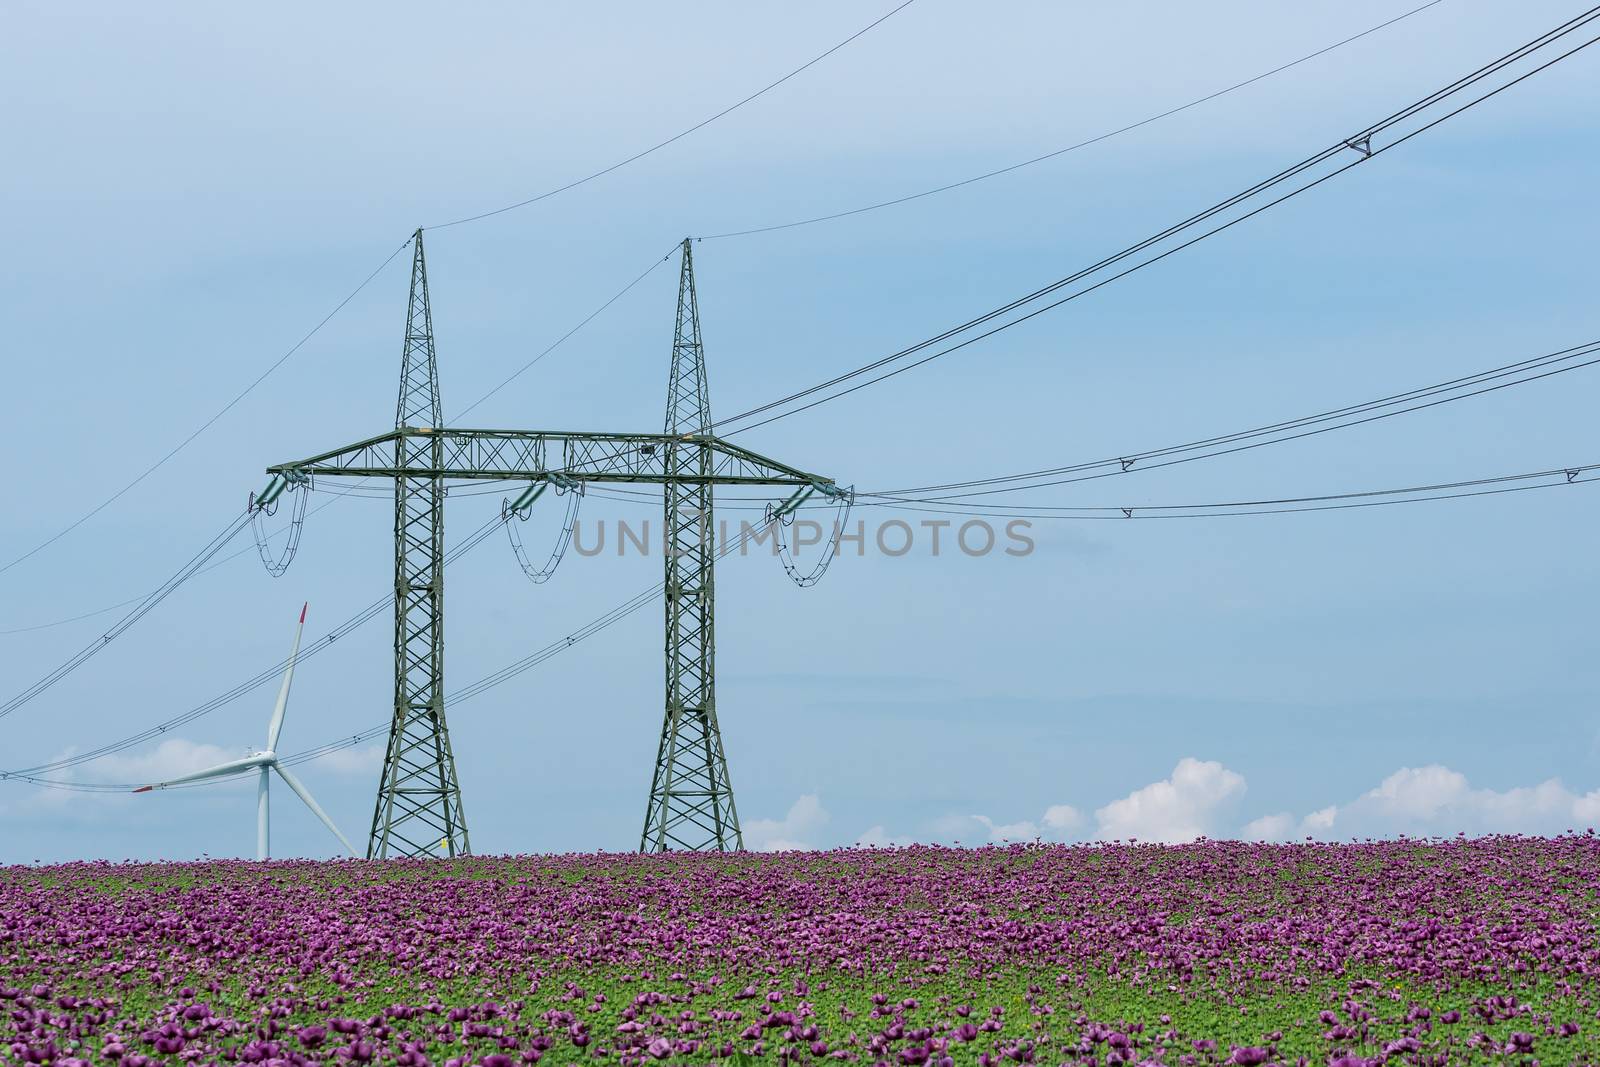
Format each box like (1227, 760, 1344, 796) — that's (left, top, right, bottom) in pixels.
(135, 603, 357, 861)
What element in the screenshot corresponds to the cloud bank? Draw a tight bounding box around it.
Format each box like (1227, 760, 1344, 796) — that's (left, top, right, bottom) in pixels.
(747, 759, 1600, 851)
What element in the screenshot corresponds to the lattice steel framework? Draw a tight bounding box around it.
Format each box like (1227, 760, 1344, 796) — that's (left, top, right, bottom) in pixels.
(372, 230, 469, 859)
(641, 240, 741, 852)
(260, 236, 841, 857)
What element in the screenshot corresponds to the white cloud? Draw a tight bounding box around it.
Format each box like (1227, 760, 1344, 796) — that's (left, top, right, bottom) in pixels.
(973, 815, 1040, 842)
(972, 806, 1082, 842)
(1, 740, 251, 824)
(1243, 812, 1294, 841)
(17, 740, 252, 813)
(744, 793, 829, 851)
(80, 738, 377, 787)
(101, 739, 251, 787)
(1095, 758, 1246, 844)
(927, 813, 990, 843)
(854, 824, 913, 848)
(926, 803, 1083, 845)
(7, 738, 378, 824)
(1042, 804, 1083, 834)
(315, 746, 384, 776)
(1362, 765, 1473, 821)
(1302, 806, 1337, 832)
(1279, 765, 1600, 839)
(744, 761, 1600, 854)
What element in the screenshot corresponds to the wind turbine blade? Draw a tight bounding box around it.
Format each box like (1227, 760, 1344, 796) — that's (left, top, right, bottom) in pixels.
(265, 603, 308, 752)
(271, 761, 358, 857)
(133, 753, 272, 791)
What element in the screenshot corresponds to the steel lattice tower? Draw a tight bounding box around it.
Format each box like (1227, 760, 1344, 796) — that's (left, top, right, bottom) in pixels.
(370, 230, 470, 859)
(257, 236, 841, 859)
(640, 240, 742, 852)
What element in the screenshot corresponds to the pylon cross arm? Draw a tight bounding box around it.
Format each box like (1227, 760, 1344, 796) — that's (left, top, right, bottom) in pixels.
(265, 428, 835, 489)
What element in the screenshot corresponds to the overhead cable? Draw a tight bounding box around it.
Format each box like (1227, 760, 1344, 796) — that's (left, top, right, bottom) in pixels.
(872, 463, 1599, 519)
(863, 338, 1600, 502)
(711, 9, 1600, 436)
(426, 0, 920, 231)
(0, 510, 256, 722)
(698, 0, 1446, 240)
(0, 238, 412, 579)
(1, 512, 508, 778)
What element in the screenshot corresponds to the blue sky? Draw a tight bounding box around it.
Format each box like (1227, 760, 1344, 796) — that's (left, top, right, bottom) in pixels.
(2, 0, 1598, 860)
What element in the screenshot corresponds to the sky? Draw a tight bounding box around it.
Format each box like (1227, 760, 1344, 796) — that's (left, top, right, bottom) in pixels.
(1, 0, 1598, 861)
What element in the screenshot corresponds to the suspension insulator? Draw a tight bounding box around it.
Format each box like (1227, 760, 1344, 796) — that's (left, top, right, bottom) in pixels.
(505, 480, 584, 584)
(773, 487, 854, 588)
(252, 477, 309, 577)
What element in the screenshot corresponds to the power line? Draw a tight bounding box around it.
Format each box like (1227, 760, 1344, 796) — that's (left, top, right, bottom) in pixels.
(564, 336, 1600, 512)
(425, 0, 921, 231)
(0, 512, 509, 778)
(445, 509, 781, 704)
(871, 463, 1600, 519)
(0, 510, 256, 722)
(2, 240, 678, 632)
(2, 592, 387, 780)
(711, 10, 1600, 436)
(583, 460, 1600, 519)
(12, 715, 389, 793)
(0, 479, 382, 637)
(2, 530, 285, 637)
(861, 338, 1600, 502)
(0, 544, 264, 637)
(9, 514, 779, 790)
(451, 247, 679, 422)
(0, 238, 413, 580)
(697, 0, 1447, 241)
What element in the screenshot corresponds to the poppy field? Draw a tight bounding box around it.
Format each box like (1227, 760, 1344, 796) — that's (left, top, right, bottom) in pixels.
(2, 837, 1598, 1066)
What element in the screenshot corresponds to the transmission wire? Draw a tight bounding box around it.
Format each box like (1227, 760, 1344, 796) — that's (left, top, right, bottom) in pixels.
(711, 11, 1600, 435)
(426, 0, 920, 230)
(0, 238, 413, 579)
(870, 463, 1600, 519)
(698, 0, 1446, 240)
(1, 512, 508, 779)
(0, 480, 377, 636)
(451, 248, 679, 421)
(0, 510, 256, 722)
(861, 339, 1600, 503)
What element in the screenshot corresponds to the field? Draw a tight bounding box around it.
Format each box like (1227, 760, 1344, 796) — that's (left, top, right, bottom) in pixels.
(2, 838, 1598, 1066)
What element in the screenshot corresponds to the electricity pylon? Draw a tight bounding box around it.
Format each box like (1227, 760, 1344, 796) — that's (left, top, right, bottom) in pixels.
(642, 240, 739, 852)
(254, 235, 843, 857)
